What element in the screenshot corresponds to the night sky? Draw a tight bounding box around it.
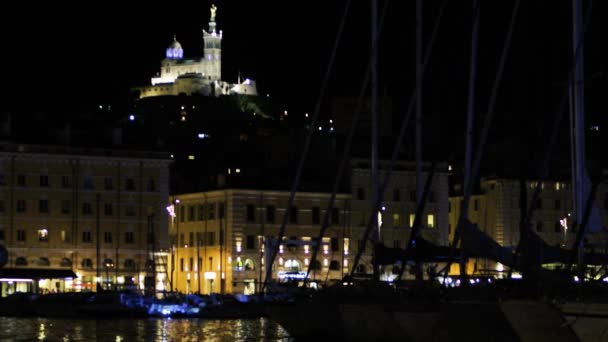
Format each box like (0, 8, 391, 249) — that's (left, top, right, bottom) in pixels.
(1, 1, 606, 168)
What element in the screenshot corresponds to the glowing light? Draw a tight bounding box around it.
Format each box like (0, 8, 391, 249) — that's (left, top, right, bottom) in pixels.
(129, 115, 135, 121)
(305, 113, 309, 118)
(304, 258, 309, 265)
(245, 78, 251, 85)
(343, 259, 348, 267)
(198, 133, 211, 139)
(304, 245, 309, 254)
(329, 119, 333, 124)
(323, 259, 328, 266)
(235, 168, 241, 173)
(318, 126, 322, 131)
(381, 206, 386, 211)
(448, 164, 452, 171)
(166, 205, 176, 218)
(330, 127, 334, 132)
(188, 155, 195, 160)
(284, 110, 288, 116)
(278, 257, 284, 265)
(204, 272, 216, 280)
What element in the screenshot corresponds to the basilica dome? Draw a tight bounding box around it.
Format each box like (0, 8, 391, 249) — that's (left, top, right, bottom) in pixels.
(166, 37, 184, 59)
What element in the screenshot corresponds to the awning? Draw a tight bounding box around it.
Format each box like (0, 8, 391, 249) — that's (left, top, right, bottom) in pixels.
(0, 268, 77, 280)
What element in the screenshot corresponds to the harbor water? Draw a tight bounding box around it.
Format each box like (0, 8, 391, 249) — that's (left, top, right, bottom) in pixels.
(0, 317, 292, 341)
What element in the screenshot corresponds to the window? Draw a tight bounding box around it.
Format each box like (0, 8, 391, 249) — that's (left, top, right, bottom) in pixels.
(38, 228, 49, 241)
(100, 231, 111, 244)
(289, 206, 298, 223)
(17, 174, 26, 187)
(474, 199, 479, 211)
(39, 199, 49, 213)
(198, 204, 205, 221)
(246, 204, 255, 222)
(16, 200, 26, 213)
(410, 190, 417, 202)
(0, 200, 4, 213)
(189, 232, 194, 246)
(125, 178, 136, 191)
(0, 229, 4, 240)
(331, 237, 339, 251)
(61, 200, 71, 214)
(448, 202, 451, 213)
(535, 198, 543, 209)
(124, 259, 135, 269)
(208, 204, 215, 220)
(81, 258, 93, 269)
(180, 258, 184, 272)
(266, 205, 275, 223)
(218, 202, 225, 219)
(147, 179, 156, 192)
(393, 214, 401, 227)
(393, 188, 400, 202)
(61, 175, 71, 188)
(188, 206, 195, 221)
(83, 176, 94, 190)
(312, 206, 320, 224)
(125, 232, 135, 244)
(536, 221, 544, 232)
(104, 177, 113, 190)
(40, 175, 49, 187)
(17, 229, 26, 241)
(357, 188, 365, 200)
(61, 230, 68, 242)
(554, 200, 561, 210)
(329, 260, 341, 270)
(82, 231, 92, 243)
(15, 257, 28, 266)
(429, 192, 436, 203)
(393, 240, 400, 248)
(409, 214, 415, 228)
(205, 232, 215, 246)
(82, 203, 92, 215)
(60, 258, 72, 267)
(104, 203, 113, 215)
(220, 229, 224, 246)
(126, 204, 136, 216)
(179, 233, 184, 246)
(331, 208, 340, 225)
(0, 174, 5, 185)
(427, 215, 435, 228)
(179, 205, 185, 223)
(246, 235, 255, 249)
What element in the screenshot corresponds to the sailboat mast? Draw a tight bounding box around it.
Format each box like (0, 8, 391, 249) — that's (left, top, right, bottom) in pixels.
(570, 0, 587, 236)
(415, 0, 423, 210)
(371, 0, 380, 280)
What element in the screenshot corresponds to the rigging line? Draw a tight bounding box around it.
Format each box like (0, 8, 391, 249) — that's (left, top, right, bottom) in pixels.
(262, 0, 352, 294)
(512, 0, 594, 273)
(350, 0, 450, 277)
(396, 162, 437, 282)
(443, 0, 520, 279)
(305, 0, 391, 281)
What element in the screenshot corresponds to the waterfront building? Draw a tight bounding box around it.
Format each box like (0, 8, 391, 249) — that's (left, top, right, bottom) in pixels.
(448, 176, 608, 275)
(0, 143, 171, 296)
(168, 159, 450, 294)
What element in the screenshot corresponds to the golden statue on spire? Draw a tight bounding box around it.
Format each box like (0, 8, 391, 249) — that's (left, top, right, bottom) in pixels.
(210, 4, 217, 21)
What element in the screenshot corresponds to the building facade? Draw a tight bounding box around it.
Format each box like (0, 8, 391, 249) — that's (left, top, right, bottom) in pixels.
(136, 5, 258, 99)
(0, 143, 171, 296)
(448, 177, 608, 275)
(168, 189, 352, 295)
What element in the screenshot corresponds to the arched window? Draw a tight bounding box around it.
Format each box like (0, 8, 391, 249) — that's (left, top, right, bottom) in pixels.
(15, 257, 28, 266)
(285, 259, 301, 272)
(244, 259, 255, 271)
(329, 260, 340, 270)
(103, 258, 114, 268)
(308, 260, 321, 271)
(60, 258, 72, 267)
(38, 257, 50, 267)
(124, 259, 135, 270)
(81, 258, 93, 269)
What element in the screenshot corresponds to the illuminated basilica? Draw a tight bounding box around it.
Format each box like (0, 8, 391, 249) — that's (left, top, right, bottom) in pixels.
(136, 5, 257, 99)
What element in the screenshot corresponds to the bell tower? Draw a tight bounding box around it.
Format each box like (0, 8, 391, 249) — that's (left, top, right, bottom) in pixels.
(203, 4, 222, 80)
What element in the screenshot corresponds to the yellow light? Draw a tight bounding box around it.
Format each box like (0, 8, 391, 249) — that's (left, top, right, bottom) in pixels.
(188, 155, 195, 160)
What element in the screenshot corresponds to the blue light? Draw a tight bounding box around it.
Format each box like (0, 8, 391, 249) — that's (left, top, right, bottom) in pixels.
(129, 115, 135, 121)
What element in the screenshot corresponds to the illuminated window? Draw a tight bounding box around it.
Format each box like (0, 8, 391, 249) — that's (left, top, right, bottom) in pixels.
(60, 230, 67, 242)
(38, 228, 49, 241)
(393, 214, 401, 227)
(427, 215, 435, 228)
(409, 214, 415, 228)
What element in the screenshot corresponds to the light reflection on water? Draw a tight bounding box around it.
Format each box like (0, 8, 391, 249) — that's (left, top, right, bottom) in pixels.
(0, 317, 292, 341)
